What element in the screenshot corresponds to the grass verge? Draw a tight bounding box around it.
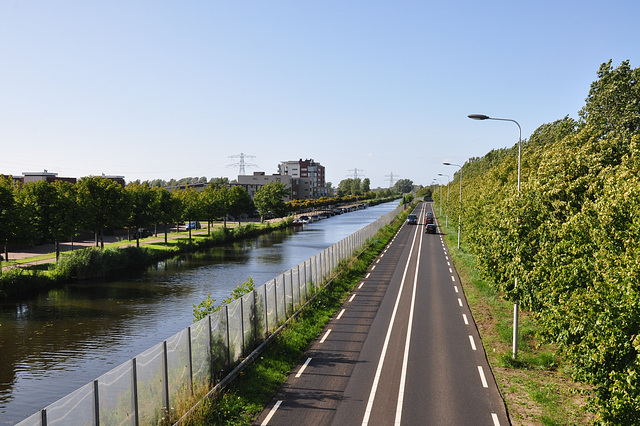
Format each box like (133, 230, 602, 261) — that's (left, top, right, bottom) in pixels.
(437, 209, 593, 425)
(179, 214, 405, 425)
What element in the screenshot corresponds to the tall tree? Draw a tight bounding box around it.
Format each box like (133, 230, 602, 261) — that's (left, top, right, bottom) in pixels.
(253, 181, 290, 222)
(0, 176, 20, 264)
(77, 176, 129, 248)
(126, 184, 155, 247)
(228, 186, 254, 224)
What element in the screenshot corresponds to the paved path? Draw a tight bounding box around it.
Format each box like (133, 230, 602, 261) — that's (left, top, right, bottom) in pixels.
(254, 203, 509, 426)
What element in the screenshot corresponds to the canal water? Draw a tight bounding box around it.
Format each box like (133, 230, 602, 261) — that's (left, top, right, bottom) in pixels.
(0, 202, 399, 424)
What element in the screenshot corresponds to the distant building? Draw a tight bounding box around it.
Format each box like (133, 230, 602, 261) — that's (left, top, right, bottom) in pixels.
(278, 158, 330, 199)
(21, 170, 77, 184)
(236, 172, 293, 201)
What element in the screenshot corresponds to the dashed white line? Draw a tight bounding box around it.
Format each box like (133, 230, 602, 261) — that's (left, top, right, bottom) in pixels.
(458, 298, 463, 307)
(371, 265, 376, 270)
(366, 273, 371, 279)
(296, 357, 312, 377)
(491, 413, 501, 425)
(349, 294, 356, 302)
(261, 400, 282, 425)
(478, 366, 489, 388)
(358, 282, 364, 289)
(449, 268, 453, 273)
(463, 314, 469, 324)
(451, 276, 456, 282)
(376, 258, 381, 263)
(454, 286, 459, 293)
(469, 335, 477, 350)
(320, 329, 331, 343)
(336, 309, 345, 320)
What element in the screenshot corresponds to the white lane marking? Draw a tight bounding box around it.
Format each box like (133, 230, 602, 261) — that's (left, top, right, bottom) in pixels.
(296, 357, 312, 377)
(358, 282, 364, 289)
(478, 366, 489, 388)
(337, 309, 345, 320)
(446, 256, 449, 260)
(395, 221, 424, 425)
(449, 268, 453, 273)
(492, 413, 501, 425)
(451, 276, 456, 282)
(463, 314, 469, 324)
(320, 329, 331, 343)
(469, 335, 477, 351)
(447, 261, 450, 266)
(380, 253, 385, 257)
(376, 258, 381, 263)
(349, 294, 356, 302)
(362, 206, 423, 426)
(261, 400, 282, 425)
(366, 273, 371, 279)
(458, 298, 463, 307)
(454, 286, 459, 293)
(371, 265, 376, 270)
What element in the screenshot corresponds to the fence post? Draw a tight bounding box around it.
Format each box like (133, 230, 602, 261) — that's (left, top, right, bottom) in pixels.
(274, 279, 278, 326)
(225, 305, 231, 370)
(208, 315, 214, 387)
(240, 297, 245, 357)
(187, 327, 193, 396)
(93, 379, 99, 426)
(132, 358, 139, 426)
(162, 341, 170, 418)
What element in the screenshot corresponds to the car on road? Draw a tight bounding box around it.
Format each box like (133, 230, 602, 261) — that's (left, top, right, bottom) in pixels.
(186, 221, 201, 230)
(426, 223, 437, 234)
(407, 214, 418, 225)
(132, 228, 154, 239)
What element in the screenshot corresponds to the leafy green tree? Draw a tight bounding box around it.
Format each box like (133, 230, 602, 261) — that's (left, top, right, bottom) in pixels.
(77, 176, 129, 248)
(394, 179, 414, 194)
(174, 187, 202, 240)
(253, 181, 290, 222)
(0, 176, 20, 264)
(125, 183, 155, 247)
(228, 186, 254, 224)
(202, 184, 227, 232)
(150, 187, 177, 243)
(362, 178, 371, 193)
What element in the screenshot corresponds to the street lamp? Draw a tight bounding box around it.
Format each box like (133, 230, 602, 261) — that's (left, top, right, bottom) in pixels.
(468, 113, 522, 359)
(438, 173, 450, 227)
(443, 162, 462, 249)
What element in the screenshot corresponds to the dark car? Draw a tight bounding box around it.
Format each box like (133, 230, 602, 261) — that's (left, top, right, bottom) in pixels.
(132, 228, 153, 239)
(186, 221, 202, 230)
(426, 223, 437, 234)
(407, 214, 418, 225)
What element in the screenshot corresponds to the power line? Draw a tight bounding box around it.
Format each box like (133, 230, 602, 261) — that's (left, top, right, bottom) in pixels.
(347, 168, 365, 179)
(384, 172, 399, 187)
(227, 153, 258, 175)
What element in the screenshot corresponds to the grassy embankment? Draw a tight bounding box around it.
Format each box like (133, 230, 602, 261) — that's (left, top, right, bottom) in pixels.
(435, 208, 594, 425)
(177, 208, 409, 425)
(0, 220, 291, 299)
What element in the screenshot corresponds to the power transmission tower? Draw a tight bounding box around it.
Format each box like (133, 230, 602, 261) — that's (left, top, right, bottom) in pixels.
(347, 168, 365, 179)
(227, 153, 258, 175)
(385, 172, 399, 188)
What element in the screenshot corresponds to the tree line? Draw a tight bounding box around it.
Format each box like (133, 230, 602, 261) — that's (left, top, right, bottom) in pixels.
(432, 60, 640, 423)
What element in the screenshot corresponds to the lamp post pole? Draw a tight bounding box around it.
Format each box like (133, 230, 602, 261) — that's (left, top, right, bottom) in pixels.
(438, 173, 450, 227)
(443, 162, 462, 249)
(468, 113, 522, 359)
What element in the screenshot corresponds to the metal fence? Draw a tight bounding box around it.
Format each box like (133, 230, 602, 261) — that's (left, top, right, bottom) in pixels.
(18, 205, 403, 426)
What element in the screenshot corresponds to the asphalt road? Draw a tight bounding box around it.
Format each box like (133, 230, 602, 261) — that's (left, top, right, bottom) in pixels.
(253, 202, 509, 426)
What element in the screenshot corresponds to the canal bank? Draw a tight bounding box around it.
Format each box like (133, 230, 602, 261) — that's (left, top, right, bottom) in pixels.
(1, 201, 401, 424)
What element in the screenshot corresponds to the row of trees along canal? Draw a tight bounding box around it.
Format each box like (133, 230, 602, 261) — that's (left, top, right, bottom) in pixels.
(430, 60, 640, 423)
(0, 175, 412, 268)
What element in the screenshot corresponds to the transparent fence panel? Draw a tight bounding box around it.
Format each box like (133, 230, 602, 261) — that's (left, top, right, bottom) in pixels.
(241, 292, 255, 355)
(44, 381, 94, 425)
(190, 317, 211, 398)
(135, 342, 165, 425)
(284, 271, 293, 315)
(97, 359, 135, 425)
(227, 299, 244, 363)
(275, 275, 285, 323)
(291, 267, 300, 311)
(255, 284, 267, 341)
(210, 308, 229, 380)
(264, 279, 276, 334)
(166, 328, 191, 416)
(15, 411, 42, 426)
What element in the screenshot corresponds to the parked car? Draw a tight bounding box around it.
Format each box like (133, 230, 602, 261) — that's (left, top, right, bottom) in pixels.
(407, 214, 418, 225)
(186, 221, 201, 230)
(132, 228, 154, 239)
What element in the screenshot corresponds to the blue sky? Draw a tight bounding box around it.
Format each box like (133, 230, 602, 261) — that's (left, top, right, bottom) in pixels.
(1, 1, 637, 188)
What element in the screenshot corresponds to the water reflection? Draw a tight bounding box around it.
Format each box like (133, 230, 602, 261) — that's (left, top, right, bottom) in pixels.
(0, 202, 398, 423)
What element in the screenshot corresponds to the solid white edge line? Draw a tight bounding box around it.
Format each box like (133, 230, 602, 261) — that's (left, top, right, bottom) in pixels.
(320, 329, 331, 343)
(362, 205, 423, 426)
(395, 218, 424, 425)
(492, 412, 500, 425)
(261, 400, 282, 425)
(296, 357, 312, 378)
(478, 366, 489, 388)
(349, 294, 356, 302)
(469, 335, 477, 351)
(463, 314, 469, 324)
